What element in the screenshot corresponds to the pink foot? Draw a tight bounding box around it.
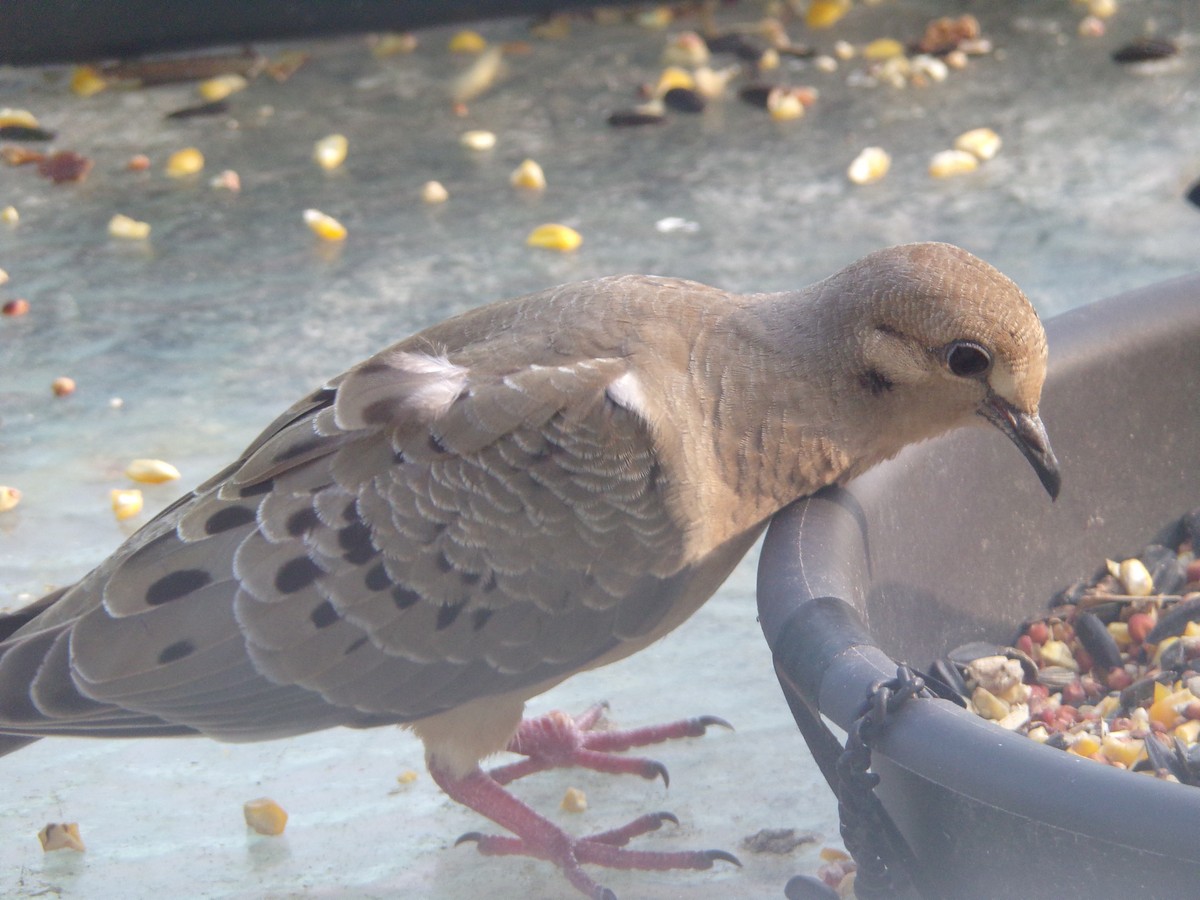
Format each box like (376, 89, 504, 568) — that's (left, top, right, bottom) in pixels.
(490, 703, 732, 787)
(432, 764, 739, 900)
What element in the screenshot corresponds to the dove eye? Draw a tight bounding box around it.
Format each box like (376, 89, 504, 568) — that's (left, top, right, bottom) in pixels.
(944, 340, 992, 378)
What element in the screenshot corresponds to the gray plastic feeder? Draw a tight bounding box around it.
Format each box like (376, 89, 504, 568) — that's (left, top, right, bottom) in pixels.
(757, 274, 1200, 900)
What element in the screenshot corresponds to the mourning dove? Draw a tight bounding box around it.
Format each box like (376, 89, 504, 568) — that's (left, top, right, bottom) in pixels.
(0, 242, 1058, 898)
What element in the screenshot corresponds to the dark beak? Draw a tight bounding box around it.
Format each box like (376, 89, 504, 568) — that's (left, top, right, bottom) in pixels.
(979, 395, 1061, 500)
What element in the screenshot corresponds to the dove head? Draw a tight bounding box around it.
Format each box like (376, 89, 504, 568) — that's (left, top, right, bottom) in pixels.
(798, 242, 1060, 498)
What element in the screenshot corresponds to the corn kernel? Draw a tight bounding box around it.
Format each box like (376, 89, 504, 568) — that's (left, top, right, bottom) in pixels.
(1149, 688, 1193, 729)
(51, 376, 76, 397)
(561, 787, 587, 813)
(510, 159, 546, 190)
(452, 45, 504, 103)
(758, 48, 780, 71)
(655, 66, 696, 97)
(111, 489, 144, 521)
(807, 0, 850, 29)
(1, 205, 18, 224)
(0, 267, 8, 285)
(863, 38, 905, 60)
(198, 74, 247, 102)
(459, 130, 497, 151)
(165, 147, 204, 177)
(125, 459, 181, 484)
(1107, 621, 1131, 646)
(371, 32, 417, 58)
(1174, 720, 1200, 743)
(1068, 733, 1101, 757)
(847, 147, 890, 184)
(1088, 0, 1118, 18)
(243, 797, 288, 835)
(820, 847, 851, 862)
(303, 208, 347, 241)
(1100, 733, 1145, 767)
(108, 214, 151, 240)
(313, 133, 348, 170)
(0, 486, 20, 513)
(662, 31, 710, 67)
(396, 769, 419, 784)
(1186, 621, 1200, 638)
(0, 108, 39, 128)
(928, 148, 979, 178)
(767, 89, 805, 121)
(448, 30, 487, 53)
(953, 127, 1002, 161)
(526, 223, 582, 251)
(71, 66, 108, 97)
(420, 180, 449, 204)
(38, 823, 85, 852)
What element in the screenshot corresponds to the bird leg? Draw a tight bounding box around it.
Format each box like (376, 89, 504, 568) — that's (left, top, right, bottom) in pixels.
(432, 763, 739, 900)
(488, 703, 732, 787)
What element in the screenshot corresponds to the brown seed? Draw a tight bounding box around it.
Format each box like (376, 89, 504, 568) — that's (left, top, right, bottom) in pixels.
(38, 823, 85, 853)
(51, 376, 76, 397)
(1127, 611, 1156, 644)
(1112, 37, 1178, 64)
(37, 150, 94, 184)
(1, 144, 44, 166)
(2, 298, 29, 316)
(126, 153, 151, 172)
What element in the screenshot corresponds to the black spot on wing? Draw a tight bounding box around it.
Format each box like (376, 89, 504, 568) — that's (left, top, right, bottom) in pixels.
(338, 521, 379, 564)
(274, 436, 323, 463)
(239, 479, 274, 498)
(393, 586, 420, 610)
(286, 508, 320, 536)
(275, 557, 322, 594)
(341, 500, 359, 523)
(310, 600, 339, 629)
(146, 569, 212, 606)
(345, 635, 369, 655)
(365, 562, 391, 592)
(158, 640, 196, 664)
(204, 505, 257, 535)
(471, 608, 493, 631)
(436, 601, 466, 630)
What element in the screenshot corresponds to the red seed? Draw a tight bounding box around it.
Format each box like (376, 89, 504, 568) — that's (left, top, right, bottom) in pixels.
(1027, 621, 1050, 644)
(1127, 612, 1156, 644)
(1016, 634, 1034, 655)
(37, 150, 94, 184)
(1062, 680, 1087, 706)
(1106, 667, 1133, 691)
(2, 298, 29, 316)
(1186, 558, 1200, 584)
(1074, 648, 1094, 673)
(51, 376, 75, 397)
(1184, 700, 1200, 721)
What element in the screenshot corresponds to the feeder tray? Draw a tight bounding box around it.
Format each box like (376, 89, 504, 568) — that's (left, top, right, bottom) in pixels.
(758, 274, 1200, 899)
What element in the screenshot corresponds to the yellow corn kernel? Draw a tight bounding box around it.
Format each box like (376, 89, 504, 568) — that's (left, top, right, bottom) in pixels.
(767, 89, 805, 121)
(1185, 621, 1200, 638)
(420, 180, 449, 204)
(1107, 621, 1131, 647)
(303, 208, 347, 241)
(165, 147, 205, 177)
(125, 459, 181, 484)
(38, 823, 85, 852)
(526, 223, 581, 251)
(847, 147, 890, 184)
(1149, 688, 1193, 730)
(108, 214, 151, 240)
(371, 32, 417, 58)
(71, 66, 108, 97)
(954, 127, 1002, 161)
(1069, 733, 1101, 757)
(313, 133, 348, 170)
(863, 38, 905, 60)
(1174, 720, 1200, 744)
(1154, 636, 1180, 664)
(198, 74, 247, 102)
(1, 205, 18, 224)
(561, 787, 587, 813)
(459, 130, 497, 151)
(1100, 734, 1145, 767)
(929, 148, 979, 178)
(655, 66, 696, 97)
(111, 489, 144, 521)
(0, 108, 39, 128)
(662, 31, 710, 67)
(510, 159, 546, 190)
(0, 485, 21, 513)
(807, 0, 850, 29)
(396, 769, 419, 784)
(243, 797, 288, 835)
(820, 847, 851, 862)
(448, 30, 487, 53)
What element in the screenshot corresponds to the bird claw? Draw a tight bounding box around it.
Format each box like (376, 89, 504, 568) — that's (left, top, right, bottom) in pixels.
(706, 849, 742, 868)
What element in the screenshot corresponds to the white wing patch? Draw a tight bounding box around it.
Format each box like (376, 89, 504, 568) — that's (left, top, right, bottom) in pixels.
(605, 371, 651, 421)
(390, 352, 470, 417)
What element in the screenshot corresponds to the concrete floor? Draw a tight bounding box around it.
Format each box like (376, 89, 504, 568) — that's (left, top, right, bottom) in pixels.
(1, 1, 1198, 897)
